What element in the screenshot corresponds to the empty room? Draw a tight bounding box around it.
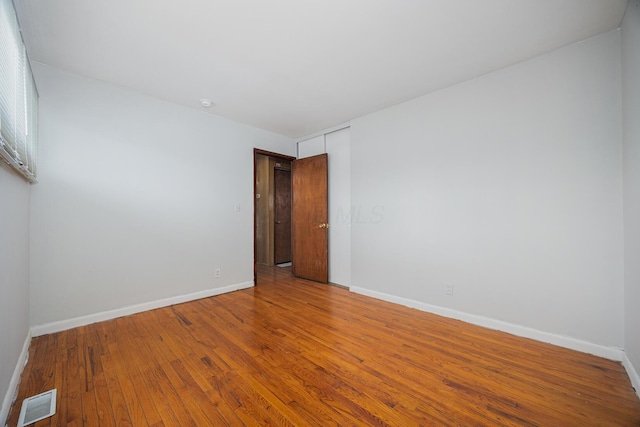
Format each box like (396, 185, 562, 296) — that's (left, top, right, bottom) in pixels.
(2, 0, 640, 425)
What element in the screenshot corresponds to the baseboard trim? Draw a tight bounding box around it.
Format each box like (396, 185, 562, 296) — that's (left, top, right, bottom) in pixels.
(31, 281, 254, 337)
(1, 330, 31, 427)
(349, 286, 624, 361)
(622, 353, 640, 399)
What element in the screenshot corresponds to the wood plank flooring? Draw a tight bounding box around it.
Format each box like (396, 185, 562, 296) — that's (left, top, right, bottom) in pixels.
(7, 265, 640, 426)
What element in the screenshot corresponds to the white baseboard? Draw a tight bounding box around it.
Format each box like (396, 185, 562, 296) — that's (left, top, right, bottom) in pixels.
(31, 281, 254, 337)
(622, 353, 640, 399)
(1, 330, 31, 427)
(349, 286, 624, 361)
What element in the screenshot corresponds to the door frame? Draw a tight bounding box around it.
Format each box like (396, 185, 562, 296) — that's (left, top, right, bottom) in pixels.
(253, 148, 296, 284)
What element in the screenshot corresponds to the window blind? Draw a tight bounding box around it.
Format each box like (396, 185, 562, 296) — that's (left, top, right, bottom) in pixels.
(0, 0, 38, 182)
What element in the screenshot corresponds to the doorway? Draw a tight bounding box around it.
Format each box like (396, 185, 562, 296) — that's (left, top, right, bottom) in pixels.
(253, 149, 296, 284)
(253, 148, 331, 285)
(274, 167, 292, 264)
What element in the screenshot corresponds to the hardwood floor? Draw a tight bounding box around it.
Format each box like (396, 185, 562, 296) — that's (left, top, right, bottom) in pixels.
(7, 265, 640, 426)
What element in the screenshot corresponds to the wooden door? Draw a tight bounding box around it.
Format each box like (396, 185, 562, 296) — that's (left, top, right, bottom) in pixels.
(274, 168, 292, 264)
(292, 154, 328, 283)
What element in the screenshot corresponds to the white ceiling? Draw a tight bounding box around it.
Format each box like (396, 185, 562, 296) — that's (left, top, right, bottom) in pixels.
(15, 0, 628, 138)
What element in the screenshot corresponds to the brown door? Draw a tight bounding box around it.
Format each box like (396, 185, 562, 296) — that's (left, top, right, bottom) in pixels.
(274, 168, 292, 264)
(292, 154, 329, 283)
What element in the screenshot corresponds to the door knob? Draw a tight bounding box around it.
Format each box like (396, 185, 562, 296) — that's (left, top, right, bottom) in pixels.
(276, 220, 281, 224)
(318, 223, 330, 229)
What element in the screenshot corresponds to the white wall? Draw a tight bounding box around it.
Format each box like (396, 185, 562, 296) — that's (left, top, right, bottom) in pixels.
(326, 128, 352, 287)
(351, 30, 624, 348)
(0, 163, 31, 424)
(622, 0, 640, 384)
(29, 64, 293, 327)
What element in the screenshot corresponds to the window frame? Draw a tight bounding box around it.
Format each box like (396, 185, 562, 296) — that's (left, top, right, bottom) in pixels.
(0, 0, 38, 183)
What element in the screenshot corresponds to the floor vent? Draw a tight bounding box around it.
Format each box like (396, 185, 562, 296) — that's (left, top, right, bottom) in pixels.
(17, 389, 56, 427)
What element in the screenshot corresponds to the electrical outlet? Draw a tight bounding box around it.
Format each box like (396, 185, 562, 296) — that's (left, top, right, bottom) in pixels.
(215, 268, 221, 278)
(445, 284, 454, 296)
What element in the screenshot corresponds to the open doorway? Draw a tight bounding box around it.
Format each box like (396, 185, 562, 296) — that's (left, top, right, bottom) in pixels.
(253, 149, 296, 284)
(274, 167, 292, 265)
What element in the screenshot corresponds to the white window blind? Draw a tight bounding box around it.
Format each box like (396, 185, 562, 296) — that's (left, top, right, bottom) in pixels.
(0, 0, 38, 182)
